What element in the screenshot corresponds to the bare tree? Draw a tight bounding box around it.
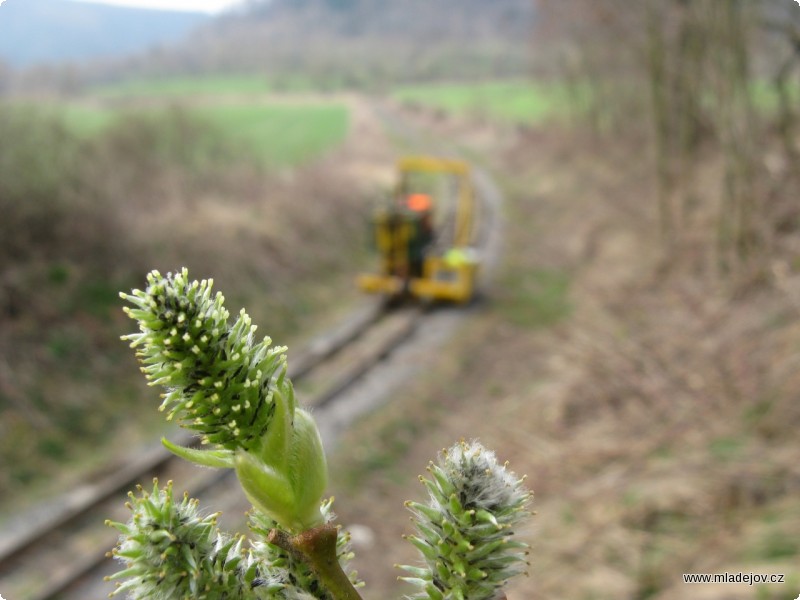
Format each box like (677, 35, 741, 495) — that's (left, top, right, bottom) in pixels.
(533, 0, 791, 277)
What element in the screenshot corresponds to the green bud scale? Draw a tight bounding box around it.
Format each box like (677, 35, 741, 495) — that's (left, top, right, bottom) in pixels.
(399, 440, 532, 600)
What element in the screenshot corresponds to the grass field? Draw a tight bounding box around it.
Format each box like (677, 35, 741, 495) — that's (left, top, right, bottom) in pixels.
(395, 79, 800, 127)
(94, 75, 272, 98)
(52, 101, 349, 168)
(5, 74, 351, 168)
(192, 103, 350, 167)
(93, 73, 330, 97)
(393, 80, 590, 125)
(60, 105, 117, 137)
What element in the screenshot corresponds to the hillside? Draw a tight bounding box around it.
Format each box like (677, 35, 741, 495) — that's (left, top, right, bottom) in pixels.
(0, 0, 209, 67)
(81, 0, 534, 88)
(256, 0, 534, 39)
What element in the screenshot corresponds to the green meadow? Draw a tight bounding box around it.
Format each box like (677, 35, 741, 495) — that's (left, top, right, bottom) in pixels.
(60, 104, 118, 137)
(51, 101, 349, 168)
(394, 79, 800, 126)
(192, 103, 349, 167)
(43, 74, 351, 168)
(94, 75, 272, 98)
(393, 80, 590, 125)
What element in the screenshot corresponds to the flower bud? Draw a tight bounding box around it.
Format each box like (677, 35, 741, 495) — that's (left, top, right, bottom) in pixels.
(399, 440, 532, 600)
(121, 269, 329, 534)
(121, 268, 289, 453)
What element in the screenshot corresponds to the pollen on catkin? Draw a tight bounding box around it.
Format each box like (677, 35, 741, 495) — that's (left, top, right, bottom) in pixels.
(120, 268, 290, 452)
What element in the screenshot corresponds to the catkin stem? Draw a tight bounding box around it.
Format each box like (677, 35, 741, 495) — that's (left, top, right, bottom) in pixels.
(268, 525, 363, 600)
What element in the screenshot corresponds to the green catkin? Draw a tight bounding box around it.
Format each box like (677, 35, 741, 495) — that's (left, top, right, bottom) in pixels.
(399, 440, 532, 600)
(121, 268, 290, 452)
(110, 270, 352, 599)
(106, 480, 259, 599)
(121, 269, 328, 533)
(105, 480, 337, 599)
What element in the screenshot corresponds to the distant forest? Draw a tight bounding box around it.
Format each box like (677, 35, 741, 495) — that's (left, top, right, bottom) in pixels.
(0, 0, 535, 94)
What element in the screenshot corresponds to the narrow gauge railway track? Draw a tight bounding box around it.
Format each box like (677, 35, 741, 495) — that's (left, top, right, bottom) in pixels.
(1, 101, 504, 600)
(0, 303, 428, 600)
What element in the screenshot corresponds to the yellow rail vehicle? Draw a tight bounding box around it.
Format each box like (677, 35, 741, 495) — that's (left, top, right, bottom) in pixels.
(358, 156, 481, 303)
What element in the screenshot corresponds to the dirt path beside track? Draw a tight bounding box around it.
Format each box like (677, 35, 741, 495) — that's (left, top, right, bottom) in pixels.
(327, 104, 800, 600)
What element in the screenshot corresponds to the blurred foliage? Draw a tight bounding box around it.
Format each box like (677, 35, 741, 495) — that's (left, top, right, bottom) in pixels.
(0, 104, 147, 495)
(93, 74, 272, 98)
(66, 0, 533, 93)
(0, 105, 130, 279)
(0, 99, 361, 508)
(97, 107, 238, 172)
(0, 107, 80, 269)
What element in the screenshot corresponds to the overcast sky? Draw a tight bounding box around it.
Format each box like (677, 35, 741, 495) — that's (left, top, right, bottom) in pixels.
(67, 0, 247, 13)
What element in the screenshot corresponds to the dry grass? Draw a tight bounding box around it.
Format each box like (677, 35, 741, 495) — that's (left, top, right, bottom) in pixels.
(327, 119, 800, 600)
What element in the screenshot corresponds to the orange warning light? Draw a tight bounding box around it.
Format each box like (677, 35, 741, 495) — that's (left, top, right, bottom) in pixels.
(407, 193, 432, 212)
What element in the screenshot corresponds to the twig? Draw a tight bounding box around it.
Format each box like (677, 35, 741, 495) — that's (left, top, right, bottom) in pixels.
(268, 525, 363, 600)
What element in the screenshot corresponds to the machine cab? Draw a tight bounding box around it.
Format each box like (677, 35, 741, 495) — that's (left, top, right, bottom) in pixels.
(357, 156, 480, 303)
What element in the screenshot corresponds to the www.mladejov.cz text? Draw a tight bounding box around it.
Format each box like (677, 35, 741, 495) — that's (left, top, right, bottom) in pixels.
(683, 572, 787, 586)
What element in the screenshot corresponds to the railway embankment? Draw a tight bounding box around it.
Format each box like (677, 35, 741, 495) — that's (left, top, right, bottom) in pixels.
(327, 107, 800, 600)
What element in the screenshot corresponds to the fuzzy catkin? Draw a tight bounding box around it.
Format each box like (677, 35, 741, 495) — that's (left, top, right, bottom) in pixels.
(399, 440, 532, 600)
(106, 481, 353, 599)
(106, 480, 263, 599)
(121, 268, 290, 452)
